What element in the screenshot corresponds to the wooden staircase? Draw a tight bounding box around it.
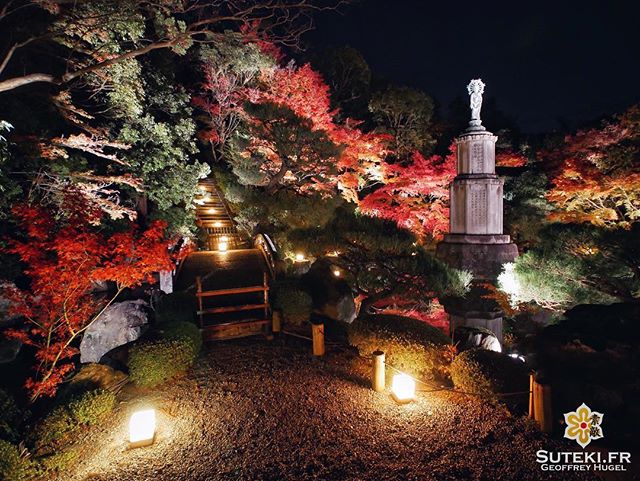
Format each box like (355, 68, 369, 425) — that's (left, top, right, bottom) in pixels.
(180, 177, 271, 340)
(194, 178, 247, 251)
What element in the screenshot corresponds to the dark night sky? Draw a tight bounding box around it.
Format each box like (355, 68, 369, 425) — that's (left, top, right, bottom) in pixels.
(306, 0, 640, 133)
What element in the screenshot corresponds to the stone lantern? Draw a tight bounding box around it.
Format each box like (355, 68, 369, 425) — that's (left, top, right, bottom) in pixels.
(436, 79, 518, 280)
(436, 79, 518, 344)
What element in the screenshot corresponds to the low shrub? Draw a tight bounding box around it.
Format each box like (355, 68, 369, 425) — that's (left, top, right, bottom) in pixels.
(450, 348, 529, 403)
(0, 440, 39, 481)
(128, 339, 195, 388)
(33, 389, 115, 451)
(67, 389, 116, 426)
(0, 390, 24, 443)
(40, 449, 78, 476)
(158, 321, 202, 359)
(273, 283, 312, 326)
(348, 314, 453, 380)
(155, 292, 196, 324)
(32, 406, 74, 451)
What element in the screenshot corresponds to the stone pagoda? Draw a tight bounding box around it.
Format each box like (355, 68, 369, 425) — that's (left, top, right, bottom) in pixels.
(436, 79, 518, 280)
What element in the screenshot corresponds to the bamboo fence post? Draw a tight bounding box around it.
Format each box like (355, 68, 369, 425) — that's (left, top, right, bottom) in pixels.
(528, 373, 535, 419)
(272, 310, 282, 333)
(311, 321, 325, 356)
(372, 351, 385, 392)
(263, 272, 269, 320)
(533, 376, 553, 433)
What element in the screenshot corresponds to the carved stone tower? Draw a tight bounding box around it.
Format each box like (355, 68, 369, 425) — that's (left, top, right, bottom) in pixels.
(436, 79, 518, 280)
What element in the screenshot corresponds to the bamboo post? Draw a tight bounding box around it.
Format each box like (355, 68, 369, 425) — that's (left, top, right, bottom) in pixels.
(311, 321, 325, 356)
(533, 376, 553, 433)
(528, 373, 535, 419)
(372, 350, 385, 392)
(195, 276, 203, 328)
(263, 272, 269, 320)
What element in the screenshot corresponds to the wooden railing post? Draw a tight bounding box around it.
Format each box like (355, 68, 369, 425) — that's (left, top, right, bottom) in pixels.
(196, 276, 203, 328)
(272, 310, 282, 333)
(311, 321, 325, 356)
(372, 351, 385, 392)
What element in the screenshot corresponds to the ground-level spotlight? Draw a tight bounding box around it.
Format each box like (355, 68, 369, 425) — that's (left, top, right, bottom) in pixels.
(295, 253, 306, 262)
(129, 409, 156, 448)
(333, 269, 341, 277)
(391, 373, 416, 404)
(218, 241, 229, 252)
(508, 353, 526, 362)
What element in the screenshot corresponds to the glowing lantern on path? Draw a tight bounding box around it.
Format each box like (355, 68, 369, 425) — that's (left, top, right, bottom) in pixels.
(391, 373, 416, 404)
(129, 409, 156, 448)
(218, 241, 229, 252)
(295, 253, 306, 262)
(333, 269, 341, 277)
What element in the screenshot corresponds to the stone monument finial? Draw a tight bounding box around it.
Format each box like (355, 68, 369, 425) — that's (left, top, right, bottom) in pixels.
(467, 79, 485, 130)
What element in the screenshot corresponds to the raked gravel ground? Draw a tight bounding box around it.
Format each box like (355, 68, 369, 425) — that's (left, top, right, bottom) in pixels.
(66, 337, 600, 481)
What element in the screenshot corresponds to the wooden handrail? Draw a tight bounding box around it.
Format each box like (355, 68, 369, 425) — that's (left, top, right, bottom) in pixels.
(196, 285, 268, 297)
(198, 303, 268, 315)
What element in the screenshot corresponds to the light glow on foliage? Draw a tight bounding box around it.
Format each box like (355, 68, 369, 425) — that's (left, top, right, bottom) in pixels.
(498, 263, 521, 300)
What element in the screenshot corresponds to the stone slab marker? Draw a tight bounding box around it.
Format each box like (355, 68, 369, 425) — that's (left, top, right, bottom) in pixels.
(436, 79, 518, 280)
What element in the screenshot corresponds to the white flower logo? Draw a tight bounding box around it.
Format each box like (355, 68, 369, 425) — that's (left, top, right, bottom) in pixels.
(563, 403, 604, 448)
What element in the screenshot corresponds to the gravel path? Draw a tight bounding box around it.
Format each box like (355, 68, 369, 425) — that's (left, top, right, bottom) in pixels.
(67, 338, 599, 481)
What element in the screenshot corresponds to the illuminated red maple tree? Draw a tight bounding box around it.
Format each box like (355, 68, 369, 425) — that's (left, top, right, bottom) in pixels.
(359, 147, 457, 243)
(4, 195, 184, 400)
(545, 105, 640, 228)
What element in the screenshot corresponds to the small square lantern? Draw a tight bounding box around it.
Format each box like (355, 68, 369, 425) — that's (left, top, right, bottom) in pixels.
(129, 409, 156, 448)
(391, 373, 416, 404)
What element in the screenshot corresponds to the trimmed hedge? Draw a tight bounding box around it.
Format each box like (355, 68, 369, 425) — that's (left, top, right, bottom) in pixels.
(450, 348, 529, 403)
(348, 314, 453, 379)
(158, 321, 203, 357)
(127, 338, 196, 388)
(273, 284, 312, 326)
(0, 440, 39, 481)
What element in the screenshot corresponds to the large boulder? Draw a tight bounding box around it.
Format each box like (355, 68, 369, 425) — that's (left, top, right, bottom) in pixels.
(303, 260, 356, 324)
(80, 299, 149, 363)
(452, 326, 502, 352)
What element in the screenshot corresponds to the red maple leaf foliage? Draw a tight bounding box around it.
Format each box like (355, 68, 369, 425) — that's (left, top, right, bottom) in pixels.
(543, 105, 640, 228)
(247, 63, 390, 196)
(496, 150, 527, 168)
(3, 195, 183, 400)
(359, 147, 457, 242)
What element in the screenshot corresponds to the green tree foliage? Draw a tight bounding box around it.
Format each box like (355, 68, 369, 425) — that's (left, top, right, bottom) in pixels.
(502, 224, 638, 309)
(116, 70, 209, 234)
(230, 103, 341, 194)
(369, 86, 435, 159)
(288, 206, 469, 313)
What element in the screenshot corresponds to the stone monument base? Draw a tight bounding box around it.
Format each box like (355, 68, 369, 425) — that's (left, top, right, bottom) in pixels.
(436, 235, 518, 280)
